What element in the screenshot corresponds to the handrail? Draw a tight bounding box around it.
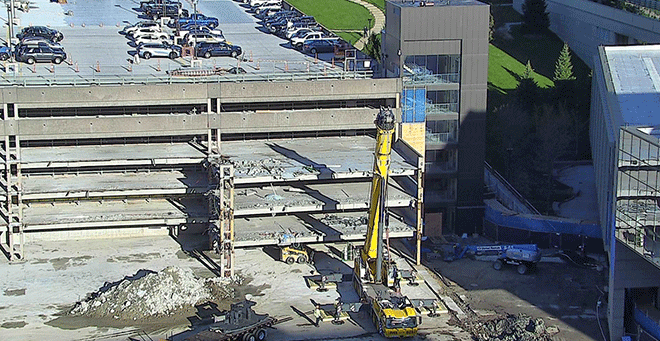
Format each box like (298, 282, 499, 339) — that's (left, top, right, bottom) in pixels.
(0, 69, 374, 87)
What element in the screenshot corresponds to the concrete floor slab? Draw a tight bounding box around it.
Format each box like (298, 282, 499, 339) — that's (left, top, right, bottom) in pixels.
(20, 142, 206, 169)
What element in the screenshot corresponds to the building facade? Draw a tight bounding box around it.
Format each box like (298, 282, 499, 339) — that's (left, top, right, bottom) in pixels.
(382, 0, 489, 235)
(592, 45, 660, 340)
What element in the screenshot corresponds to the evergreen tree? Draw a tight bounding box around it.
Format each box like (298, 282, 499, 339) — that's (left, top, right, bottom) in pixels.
(364, 34, 381, 62)
(516, 60, 539, 112)
(554, 43, 575, 81)
(521, 0, 550, 35)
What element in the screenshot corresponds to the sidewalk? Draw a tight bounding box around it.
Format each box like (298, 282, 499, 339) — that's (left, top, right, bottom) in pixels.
(346, 0, 385, 50)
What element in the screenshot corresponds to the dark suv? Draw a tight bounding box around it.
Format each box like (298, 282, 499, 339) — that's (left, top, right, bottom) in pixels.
(15, 44, 67, 64)
(145, 4, 188, 20)
(195, 42, 242, 58)
(16, 26, 64, 42)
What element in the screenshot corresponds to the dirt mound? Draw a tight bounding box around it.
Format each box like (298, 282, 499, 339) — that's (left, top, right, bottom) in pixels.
(467, 313, 557, 341)
(69, 266, 237, 321)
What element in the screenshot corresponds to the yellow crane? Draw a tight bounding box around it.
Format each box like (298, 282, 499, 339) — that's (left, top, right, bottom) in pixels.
(353, 107, 419, 338)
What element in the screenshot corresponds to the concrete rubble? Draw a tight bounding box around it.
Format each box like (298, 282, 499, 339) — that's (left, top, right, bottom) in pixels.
(320, 214, 368, 231)
(464, 313, 556, 341)
(69, 266, 238, 321)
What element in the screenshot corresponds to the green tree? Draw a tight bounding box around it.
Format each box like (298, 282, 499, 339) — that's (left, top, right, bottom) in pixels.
(521, 0, 550, 35)
(516, 60, 539, 112)
(553, 43, 575, 81)
(364, 34, 381, 62)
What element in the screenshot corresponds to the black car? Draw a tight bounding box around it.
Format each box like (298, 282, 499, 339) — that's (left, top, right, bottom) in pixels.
(145, 5, 188, 20)
(139, 0, 180, 11)
(196, 42, 242, 58)
(14, 44, 67, 64)
(302, 39, 337, 54)
(16, 26, 64, 43)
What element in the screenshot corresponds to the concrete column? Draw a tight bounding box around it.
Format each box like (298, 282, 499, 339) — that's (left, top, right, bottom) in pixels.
(608, 286, 625, 341)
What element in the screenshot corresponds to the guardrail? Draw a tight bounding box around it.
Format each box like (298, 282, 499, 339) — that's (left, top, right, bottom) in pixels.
(0, 69, 374, 87)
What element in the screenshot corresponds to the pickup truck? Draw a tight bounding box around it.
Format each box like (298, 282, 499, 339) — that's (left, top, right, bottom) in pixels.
(291, 31, 336, 49)
(176, 14, 219, 29)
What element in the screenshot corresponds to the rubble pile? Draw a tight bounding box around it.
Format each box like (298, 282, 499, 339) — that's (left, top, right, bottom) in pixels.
(70, 267, 237, 321)
(231, 159, 286, 177)
(320, 215, 368, 230)
(466, 313, 556, 341)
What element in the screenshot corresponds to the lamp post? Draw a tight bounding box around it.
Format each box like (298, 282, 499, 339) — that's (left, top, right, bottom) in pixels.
(7, 0, 15, 54)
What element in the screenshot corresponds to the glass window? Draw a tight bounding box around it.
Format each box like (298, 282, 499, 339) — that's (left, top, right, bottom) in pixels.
(426, 119, 458, 143)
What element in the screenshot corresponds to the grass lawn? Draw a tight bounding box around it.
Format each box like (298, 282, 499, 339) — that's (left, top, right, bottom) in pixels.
(338, 32, 363, 45)
(286, 0, 373, 30)
(488, 43, 553, 94)
(488, 27, 590, 101)
(362, 0, 385, 12)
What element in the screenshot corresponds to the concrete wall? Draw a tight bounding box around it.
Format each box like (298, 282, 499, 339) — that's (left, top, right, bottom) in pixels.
(0, 78, 400, 140)
(513, 0, 660, 68)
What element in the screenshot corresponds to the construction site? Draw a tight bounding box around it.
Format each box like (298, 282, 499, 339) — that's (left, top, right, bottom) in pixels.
(0, 0, 609, 341)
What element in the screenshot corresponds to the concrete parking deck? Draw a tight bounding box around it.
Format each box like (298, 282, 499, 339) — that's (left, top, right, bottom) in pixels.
(0, 0, 366, 82)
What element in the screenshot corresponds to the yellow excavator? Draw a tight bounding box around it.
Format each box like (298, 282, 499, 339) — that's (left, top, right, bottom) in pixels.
(353, 107, 419, 338)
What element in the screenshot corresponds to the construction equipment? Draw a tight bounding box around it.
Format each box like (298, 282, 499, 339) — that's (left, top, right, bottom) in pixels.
(186, 300, 276, 341)
(353, 107, 419, 338)
(280, 244, 313, 265)
(453, 243, 542, 275)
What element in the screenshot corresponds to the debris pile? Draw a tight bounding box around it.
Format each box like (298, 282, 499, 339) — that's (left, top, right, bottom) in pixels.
(466, 313, 557, 341)
(70, 267, 237, 321)
(231, 159, 287, 177)
(320, 215, 368, 231)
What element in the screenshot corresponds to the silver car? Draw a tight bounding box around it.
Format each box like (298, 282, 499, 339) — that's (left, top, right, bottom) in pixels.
(136, 43, 182, 59)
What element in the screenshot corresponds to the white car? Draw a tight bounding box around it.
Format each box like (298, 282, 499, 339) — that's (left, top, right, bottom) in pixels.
(185, 32, 226, 45)
(249, 0, 279, 8)
(286, 26, 320, 40)
(176, 26, 223, 40)
(131, 27, 168, 39)
(255, 4, 282, 16)
(134, 33, 173, 46)
(123, 21, 161, 35)
(291, 31, 325, 49)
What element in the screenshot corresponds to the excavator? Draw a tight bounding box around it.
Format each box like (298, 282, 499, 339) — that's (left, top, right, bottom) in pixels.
(353, 107, 419, 338)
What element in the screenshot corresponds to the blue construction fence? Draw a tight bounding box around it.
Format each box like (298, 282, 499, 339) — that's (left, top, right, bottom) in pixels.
(484, 204, 605, 253)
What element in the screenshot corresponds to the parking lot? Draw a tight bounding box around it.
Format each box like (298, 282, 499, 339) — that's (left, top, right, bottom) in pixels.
(0, 0, 365, 81)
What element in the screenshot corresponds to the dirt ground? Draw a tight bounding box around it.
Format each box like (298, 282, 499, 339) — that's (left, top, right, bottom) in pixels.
(424, 253, 608, 341)
(0, 235, 607, 341)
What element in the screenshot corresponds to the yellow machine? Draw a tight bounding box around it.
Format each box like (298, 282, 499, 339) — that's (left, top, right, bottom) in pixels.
(353, 107, 419, 338)
(280, 244, 313, 265)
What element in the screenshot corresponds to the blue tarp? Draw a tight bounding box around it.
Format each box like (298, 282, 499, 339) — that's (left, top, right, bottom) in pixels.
(485, 204, 602, 239)
(401, 89, 426, 123)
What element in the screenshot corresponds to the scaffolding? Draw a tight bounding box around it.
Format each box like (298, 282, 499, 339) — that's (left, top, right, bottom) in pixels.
(1, 135, 23, 261)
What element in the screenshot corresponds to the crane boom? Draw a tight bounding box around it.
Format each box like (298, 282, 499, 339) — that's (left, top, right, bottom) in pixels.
(361, 107, 395, 283)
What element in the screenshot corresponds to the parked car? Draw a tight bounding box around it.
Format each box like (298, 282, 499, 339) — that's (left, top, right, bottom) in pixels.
(255, 6, 282, 19)
(18, 36, 64, 49)
(131, 27, 168, 39)
(139, 0, 180, 11)
(136, 42, 181, 59)
(177, 26, 223, 41)
(16, 26, 63, 42)
(249, 0, 279, 8)
(291, 31, 334, 49)
(184, 32, 225, 45)
(227, 66, 246, 74)
(122, 21, 162, 35)
(0, 45, 10, 61)
(285, 26, 321, 40)
(176, 14, 219, 29)
(195, 41, 242, 58)
(134, 33, 173, 46)
(14, 44, 66, 64)
(145, 5, 188, 20)
(302, 39, 337, 54)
